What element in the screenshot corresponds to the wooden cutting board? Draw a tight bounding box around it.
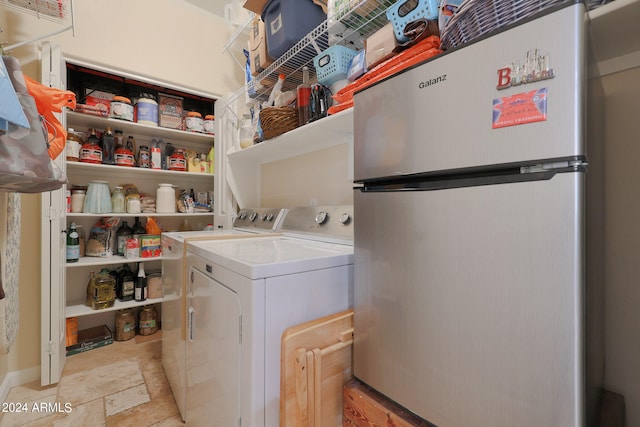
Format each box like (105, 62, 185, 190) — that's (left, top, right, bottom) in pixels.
(280, 309, 354, 427)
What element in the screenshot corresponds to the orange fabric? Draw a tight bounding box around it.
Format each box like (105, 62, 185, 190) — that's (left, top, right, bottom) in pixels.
(24, 75, 76, 160)
(330, 36, 442, 113)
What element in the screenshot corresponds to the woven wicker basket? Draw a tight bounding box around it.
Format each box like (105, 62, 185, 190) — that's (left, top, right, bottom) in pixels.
(440, 0, 571, 50)
(260, 107, 298, 140)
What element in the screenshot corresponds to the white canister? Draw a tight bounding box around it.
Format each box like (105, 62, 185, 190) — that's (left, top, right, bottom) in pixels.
(185, 112, 204, 133)
(136, 95, 158, 126)
(156, 183, 177, 213)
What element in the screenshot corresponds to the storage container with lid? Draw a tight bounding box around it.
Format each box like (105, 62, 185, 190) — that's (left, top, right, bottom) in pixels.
(156, 183, 177, 213)
(84, 181, 112, 214)
(139, 305, 158, 336)
(185, 111, 204, 133)
(115, 309, 136, 341)
(66, 128, 84, 162)
(135, 93, 158, 126)
(262, 0, 326, 59)
(110, 96, 134, 121)
(203, 115, 215, 134)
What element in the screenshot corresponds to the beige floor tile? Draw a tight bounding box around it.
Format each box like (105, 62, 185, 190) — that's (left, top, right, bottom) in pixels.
(57, 359, 144, 407)
(2, 382, 57, 405)
(0, 395, 59, 427)
(148, 415, 185, 426)
(105, 393, 180, 427)
(105, 384, 150, 417)
(21, 398, 105, 427)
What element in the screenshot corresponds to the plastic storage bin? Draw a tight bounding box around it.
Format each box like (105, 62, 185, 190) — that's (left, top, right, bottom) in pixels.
(313, 45, 360, 86)
(262, 0, 327, 59)
(386, 0, 439, 43)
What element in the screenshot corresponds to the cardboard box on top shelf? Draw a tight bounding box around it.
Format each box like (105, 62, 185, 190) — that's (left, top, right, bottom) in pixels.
(158, 93, 184, 130)
(249, 16, 274, 76)
(243, 0, 326, 16)
(365, 23, 400, 69)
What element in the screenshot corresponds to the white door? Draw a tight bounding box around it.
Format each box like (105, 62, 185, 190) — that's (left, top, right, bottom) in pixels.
(40, 42, 67, 386)
(187, 266, 241, 426)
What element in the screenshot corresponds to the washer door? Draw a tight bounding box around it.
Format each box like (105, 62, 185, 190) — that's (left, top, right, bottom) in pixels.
(187, 266, 241, 426)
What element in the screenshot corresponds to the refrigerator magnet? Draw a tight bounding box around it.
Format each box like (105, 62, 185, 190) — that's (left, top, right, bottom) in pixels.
(492, 88, 548, 129)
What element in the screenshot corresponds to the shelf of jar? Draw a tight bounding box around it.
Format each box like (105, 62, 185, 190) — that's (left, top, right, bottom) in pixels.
(66, 255, 162, 268)
(66, 161, 215, 178)
(67, 111, 214, 148)
(66, 297, 163, 319)
(67, 212, 213, 219)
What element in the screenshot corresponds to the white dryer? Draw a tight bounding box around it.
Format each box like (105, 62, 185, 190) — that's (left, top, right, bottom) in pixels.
(185, 205, 354, 427)
(161, 207, 287, 423)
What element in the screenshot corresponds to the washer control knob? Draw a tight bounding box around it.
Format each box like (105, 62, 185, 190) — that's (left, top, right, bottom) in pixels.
(238, 212, 246, 220)
(249, 212, 258, 222)
(339, 213, 351, 224)
(266, 213, 274, 221)
(315, 211, 329, 225)
(261, 214, 269, 221)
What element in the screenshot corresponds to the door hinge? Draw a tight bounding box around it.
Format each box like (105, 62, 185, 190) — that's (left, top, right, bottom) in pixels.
(48, 341, 56, 355)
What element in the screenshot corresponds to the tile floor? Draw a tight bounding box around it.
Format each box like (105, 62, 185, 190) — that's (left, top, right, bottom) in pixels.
(0, 333, 183, 426)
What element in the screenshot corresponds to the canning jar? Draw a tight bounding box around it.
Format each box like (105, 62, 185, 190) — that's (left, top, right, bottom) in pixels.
(115, 309, 136, 341)
(185, 111, 204, 133)
(110, 96, 134, 121)
(139, 306, 158, 336)
(126, 193, 141, 214)
(203, 115, 215, 134)
(111, 186, 126, 213)
(66, 128, 84, 162)
(70, 188, 86, 213)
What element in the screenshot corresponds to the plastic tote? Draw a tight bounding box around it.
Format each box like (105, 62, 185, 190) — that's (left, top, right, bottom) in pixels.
(313, 45, 360, 86)
(262, 0, 326, 59)
(386, 0, 439, 43)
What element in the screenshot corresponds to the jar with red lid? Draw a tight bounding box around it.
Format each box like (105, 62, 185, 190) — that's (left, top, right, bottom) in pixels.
(203, 115, 215, 134)
(185, 111, 204, 133)
(110, 96, 134, 121)
(79, 128, 102, 164)
(168, 148, 187, 171)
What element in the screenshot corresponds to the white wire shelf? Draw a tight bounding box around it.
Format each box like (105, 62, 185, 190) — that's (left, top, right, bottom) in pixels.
(0, 0, 72, 22)
(225, 0, 395, 104)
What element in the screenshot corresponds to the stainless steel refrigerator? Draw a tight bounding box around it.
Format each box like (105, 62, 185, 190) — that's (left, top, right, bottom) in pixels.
(352, 2, 604, 426)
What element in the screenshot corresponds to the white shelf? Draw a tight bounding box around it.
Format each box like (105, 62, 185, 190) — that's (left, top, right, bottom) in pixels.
(66, 161, 214, 180)
(225, 108, 353, 208)
(227, 108, 353, 164)
(66, 255, 162, 268)
(67, 212, 212, 219)
(66, 111, 214, 149)
(589, 0, 640, 76)
(66, 298, 163, 318)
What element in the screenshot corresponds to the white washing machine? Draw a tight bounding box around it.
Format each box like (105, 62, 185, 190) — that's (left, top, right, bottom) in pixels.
(161, 207, 287, 422)
(185, 205, 354, 427)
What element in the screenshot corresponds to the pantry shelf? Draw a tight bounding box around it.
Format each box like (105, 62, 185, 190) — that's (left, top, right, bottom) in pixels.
(66, 297, 163, 318)
(66, 255, 162, 268)
(67, 212, 213, 219)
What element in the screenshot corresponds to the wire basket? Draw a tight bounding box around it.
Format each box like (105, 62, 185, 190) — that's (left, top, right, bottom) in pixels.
(314, 45, 360, 86)
(260, 107, 298, 140)
(440, 0, 571, 50)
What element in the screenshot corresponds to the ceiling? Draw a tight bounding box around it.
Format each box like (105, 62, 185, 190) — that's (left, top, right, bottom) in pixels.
(182, 0, 229, 18)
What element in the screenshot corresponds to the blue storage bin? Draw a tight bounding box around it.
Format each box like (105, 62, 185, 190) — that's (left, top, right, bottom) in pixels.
(386, 0, 439, 43)
(313, 45, 359, 86)
(262, 0, 327, 59)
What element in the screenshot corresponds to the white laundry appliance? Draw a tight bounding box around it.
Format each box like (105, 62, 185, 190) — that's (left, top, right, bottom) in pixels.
(185, 205, 354, 427)
(161, 207, 287, 423)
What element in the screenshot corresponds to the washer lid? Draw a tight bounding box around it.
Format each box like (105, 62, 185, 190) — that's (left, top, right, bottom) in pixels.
(187, 236, 353, 279)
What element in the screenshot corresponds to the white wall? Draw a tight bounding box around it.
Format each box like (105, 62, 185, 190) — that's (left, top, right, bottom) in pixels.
(0, 0, 243, 378)
(601, 66, 640, 425)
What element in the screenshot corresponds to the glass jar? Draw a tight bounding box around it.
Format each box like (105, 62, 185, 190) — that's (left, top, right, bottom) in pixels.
(156, 183, 176, 213)
(70, 188, 86, 213)
(203, 115, 215, 134)
(239, 114, 253, 149)
(83, 181, 112, 214)
(126, 193, 142, 214)
(137, 144, 150, 168)
(110, 96, 134, 121)
(66, 128, 84, 162)
(185, 111, 204, 133)
(168, 149, 187, 171)
(111, 186, 126, 213)
(115, 309, 136, 341)
(139, 305, 158, 336)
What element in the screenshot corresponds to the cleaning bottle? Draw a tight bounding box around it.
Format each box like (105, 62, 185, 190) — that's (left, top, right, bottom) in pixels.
(297, 66, 311, 126)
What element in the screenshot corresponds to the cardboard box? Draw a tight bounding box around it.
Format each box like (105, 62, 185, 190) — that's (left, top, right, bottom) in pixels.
(365, 23, 400, 69)
(158, 93, 183, 130)
(82, 89, 114, 116)
(140, 234, 162, 258)
(66, 325, 113, 356)
(243, 0, 269, 14)
(249, 16, 274, 76)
